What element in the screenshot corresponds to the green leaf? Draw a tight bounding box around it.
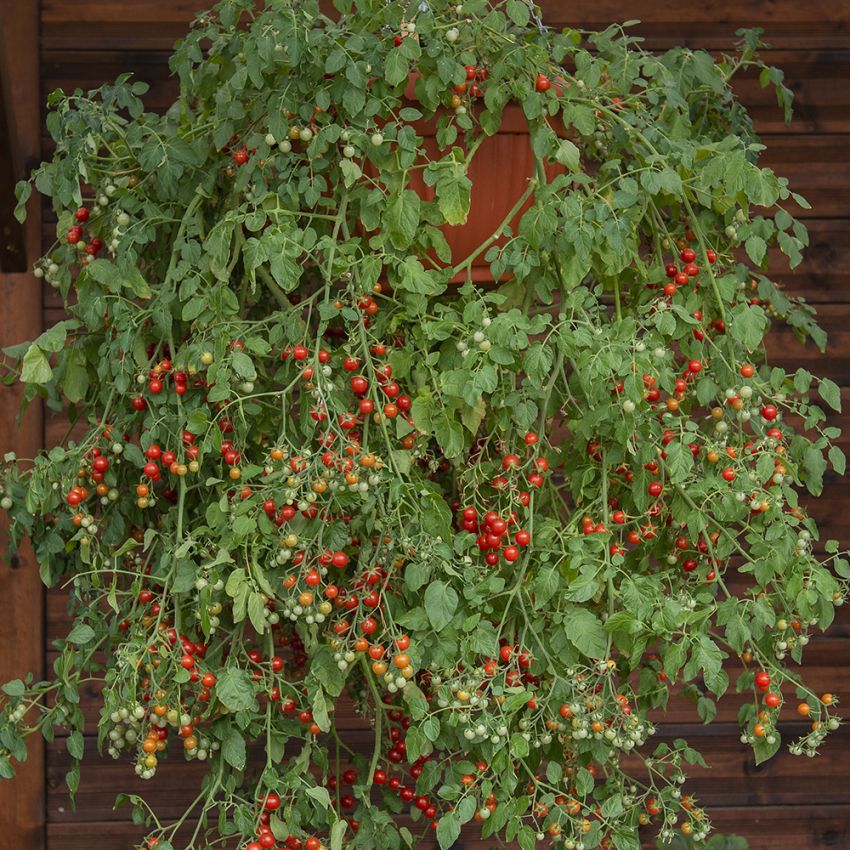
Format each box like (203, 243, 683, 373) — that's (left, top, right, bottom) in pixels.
(247, 592, 267, 635)
(35, 320, 76, 352)
(66, 623, 95, 645)
(312, 688, 331, 732)
(396, 256, 445, 296)
(531, 564, 560, 607)
(664, 441, 694, 484)
(221, 723, 247, 770)
(819, 378, 841, 412)
(554, 140, 581, 172)
(306, 785, 332, 809)
(14, 180, 31, 223)
(66, 731, 84, 760)
(435, 165, 472, 226)
(436, 811, 461, 850)
(384, 189, 420, 250)
(752, 730, 782, 765)
(506, 0, 531, 26)
(469, 619, 499, 656)
(231, 350, 256, 380)
(524, 343, 553, 385)
(510, 732, 530, 758)
(745, 234, 767, 265)
(63, 349, 90, 403)
(1, 680, 25, 697)
(384, 49, 409, 86)
(123, 267, 152, 299)
(424, 580, 458, 631)
(829, 444, 846, 476)
(803, 445, 827, 496)
(697, 696, 717, 724)
(729, 302, 768, 351)
(402, 682, 429, 720)
(562, 607, 607, 659)
(21, 344, 53, 384)
(216, 666, 257, 712)
(86, 259, 121, 291)
(339, 158, 362, 189)
(432, 410, 463, 458)
(330, 820, 346, 850)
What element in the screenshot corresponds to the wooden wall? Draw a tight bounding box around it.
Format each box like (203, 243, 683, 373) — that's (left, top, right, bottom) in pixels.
(11, 0, 850, 848)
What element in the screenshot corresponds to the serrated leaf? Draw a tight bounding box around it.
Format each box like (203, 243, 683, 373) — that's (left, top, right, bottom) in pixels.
(829, 444, 846, 475)
(230, 350, 256, 379)
(216, 666, 257, 712)
(745, 234, 767, 265)
(306, 785, 332, 809)
(554, 140, 580, 171)
(247, 592, 267, 635)
(424, 580, 458, 631)
(384, 49, 409, 86)
(66, 623, 95, 645)
(819, 378, 841, 412)
(1, 680, 25, 697)
(21, 344, 53, 384)
(436, 811, 460, 850)
(384, 189, 420, 250)
(435, 165, 472, 226)
(221, 723, 247, 770)
(562, 607, 607, 659)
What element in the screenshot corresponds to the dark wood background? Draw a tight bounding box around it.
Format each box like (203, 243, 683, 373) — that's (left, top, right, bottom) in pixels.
(1, 1, 849, 848)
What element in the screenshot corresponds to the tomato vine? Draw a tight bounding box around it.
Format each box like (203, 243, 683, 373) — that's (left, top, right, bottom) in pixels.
(1, 2, 847, 850)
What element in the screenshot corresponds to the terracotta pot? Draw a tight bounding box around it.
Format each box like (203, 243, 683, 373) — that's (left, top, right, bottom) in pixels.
(366, 75, 560, 283)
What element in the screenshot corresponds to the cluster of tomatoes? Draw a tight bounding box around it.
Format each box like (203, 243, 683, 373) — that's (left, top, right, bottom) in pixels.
(65, 205, 104, 260)
(656, 245, 717, 299)
(371, 696, 444, 828)
(131, 354, 211, 411)
(458, 503, 533, 565)
(448, 63, 489, 111)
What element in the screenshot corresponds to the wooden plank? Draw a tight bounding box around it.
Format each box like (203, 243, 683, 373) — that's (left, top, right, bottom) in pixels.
(0, 51, 26, 271)
(36, 0, 850, 50)
(0, 0, 44, 847)
(768, 302, 850, 381)
(42, 0, 848, 26)
(42, 805, 850, 850)
(41, 723, 850, 824)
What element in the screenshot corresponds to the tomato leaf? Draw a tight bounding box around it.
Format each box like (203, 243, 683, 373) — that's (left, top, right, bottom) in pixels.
(424, 580, 459, 631)
(20, 344, 52, 384)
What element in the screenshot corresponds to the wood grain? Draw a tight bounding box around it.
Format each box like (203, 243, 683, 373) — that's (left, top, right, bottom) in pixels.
(0, 0, 44, 847)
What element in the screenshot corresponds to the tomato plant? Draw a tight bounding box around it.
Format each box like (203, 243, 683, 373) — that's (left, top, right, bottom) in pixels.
(1, 2, 847, 850)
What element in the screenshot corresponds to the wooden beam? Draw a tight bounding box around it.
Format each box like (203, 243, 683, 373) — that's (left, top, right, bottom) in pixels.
(0, 0, 45, 847)
(0, 62, 26, 271)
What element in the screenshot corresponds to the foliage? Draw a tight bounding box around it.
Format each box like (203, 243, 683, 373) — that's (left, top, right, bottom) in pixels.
(0, 2, 846, 849)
